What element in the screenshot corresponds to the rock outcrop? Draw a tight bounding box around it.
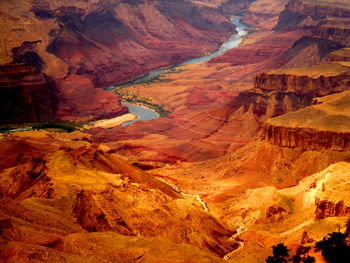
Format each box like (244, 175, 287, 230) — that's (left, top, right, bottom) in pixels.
(210, 162, 350, 262)
(274, 0, 350, 66)
(276, 0, 350, 32)
(255, 62, 350, 96)
(327, 47, 350, 62)
(264, 90, 350, 151)
(0, 131, 237, 260)
(0, 63, 56, 124)
(0, 0, 236, 88)
(55, 75, 128, 122)
(315, 200, 350, 220)
(241, 0, 288, 30)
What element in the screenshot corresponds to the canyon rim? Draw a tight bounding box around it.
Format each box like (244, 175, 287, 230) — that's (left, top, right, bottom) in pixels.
(0, 0, 350, 262)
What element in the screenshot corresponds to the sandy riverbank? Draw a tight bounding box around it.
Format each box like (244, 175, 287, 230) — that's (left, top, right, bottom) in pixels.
(85, 113, 137, 129)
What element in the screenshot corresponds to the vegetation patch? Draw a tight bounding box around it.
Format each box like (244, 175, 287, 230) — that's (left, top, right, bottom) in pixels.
(114, 89, 170, 118)
(0, 121, 84, 133)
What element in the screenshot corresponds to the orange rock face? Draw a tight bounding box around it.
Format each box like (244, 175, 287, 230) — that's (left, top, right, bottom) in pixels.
(2, 0, 350, 262)
(0, 131, 237, 261)
(43, 0, 236, 87)
(0, 0, 237, 123)
(55, 75, 128, 122)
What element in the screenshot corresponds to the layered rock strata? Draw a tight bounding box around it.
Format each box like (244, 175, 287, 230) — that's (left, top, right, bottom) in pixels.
(0, 0, 236, 87)
(255, 62, 350, 96)
(93, 60, 350, 163)
(276, 0, 350, 33)
(0, 63, 56, 124)
(327, 47, 350, 62)
(55, 75, 128, 122)
(264, 90, 350, 151)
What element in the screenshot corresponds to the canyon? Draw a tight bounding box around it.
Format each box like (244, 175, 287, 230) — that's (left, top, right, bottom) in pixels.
(1, 0, 350, 262)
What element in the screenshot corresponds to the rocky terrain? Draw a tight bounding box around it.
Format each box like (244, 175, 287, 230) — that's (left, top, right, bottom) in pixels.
(151, 89, 350, 262)
(90, 57, 350, 162)
(1, 0, 350, 262)
(0, 131, 237, 262)
(0, 63, 56, 124)
(95, 0, 348, 163)
(0, 0, 236, 122)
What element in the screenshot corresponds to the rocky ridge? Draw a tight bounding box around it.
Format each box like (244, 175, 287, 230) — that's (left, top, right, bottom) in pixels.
(1, 0, 350, 262)
(0, 0, 237, 123)
(264, 90, 350, 151)
(92, 57, 350, 163)
(94, 0, 350, 164)
(0, 131, 237, 262)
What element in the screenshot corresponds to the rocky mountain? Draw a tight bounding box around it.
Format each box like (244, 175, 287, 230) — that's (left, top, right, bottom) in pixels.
(0, 0, 236, 123)
(92, 0, 350, 164)
(89, 54, 350, 163)
(0, 131, 237, 262)
(151, 89, 350, 261)
(0, 63, 56, 124)
(1, 0, 350, 262)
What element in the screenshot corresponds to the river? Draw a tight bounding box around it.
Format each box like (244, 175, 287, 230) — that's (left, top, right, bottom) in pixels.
(119, 16, 248, 126)
(121, 102, 159, 126)
(109, 16, 248, 89)
(0, 17, 247, 132)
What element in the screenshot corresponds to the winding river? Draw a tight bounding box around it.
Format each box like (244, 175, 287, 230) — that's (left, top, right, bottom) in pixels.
(121, 102, 159, 126)
(119, 16, 248, 126)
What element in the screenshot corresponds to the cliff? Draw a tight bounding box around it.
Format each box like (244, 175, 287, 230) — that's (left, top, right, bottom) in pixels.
(255, 61, 350, 96)
(327, 47, 350, 62)
(241, 0, 289, 30)
(0, 63, 56, 124)
(264, 90, 350, 151)
(315, 200, 350, 220)
(55, 75, 128, 122)
(313, 18, 350, 46)
(276, 0, 350, 31)
(273, 0, 350, 66)
(153, 92, 350, 199)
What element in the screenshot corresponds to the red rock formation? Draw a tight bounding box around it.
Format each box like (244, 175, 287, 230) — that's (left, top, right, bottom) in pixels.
(0, 63, 56, 124)
(43, 0, 236, 87)
(276, 0, 350, 31)
(0, 131, 237, 259)
(55, 75, 128, 122)
(315, 200, 350, 220)
(255, 62, 350, 96)
(274, 0, 350, 65)
(264, 125, 350, 151)
(313, 21, 350, 46)
(88, 27, 311, 162)
(327, 48, 350, 62)
(241, 0, 288, 30)
(93, 59, 350, 163)
(263, 90, 350, 152)
(210, 30, 305, 65)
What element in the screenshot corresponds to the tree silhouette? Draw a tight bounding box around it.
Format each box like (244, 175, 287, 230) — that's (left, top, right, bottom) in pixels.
(266, 243, 289, 263)
(303, 256, 315, 263)
(315, 232, 349, 263)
